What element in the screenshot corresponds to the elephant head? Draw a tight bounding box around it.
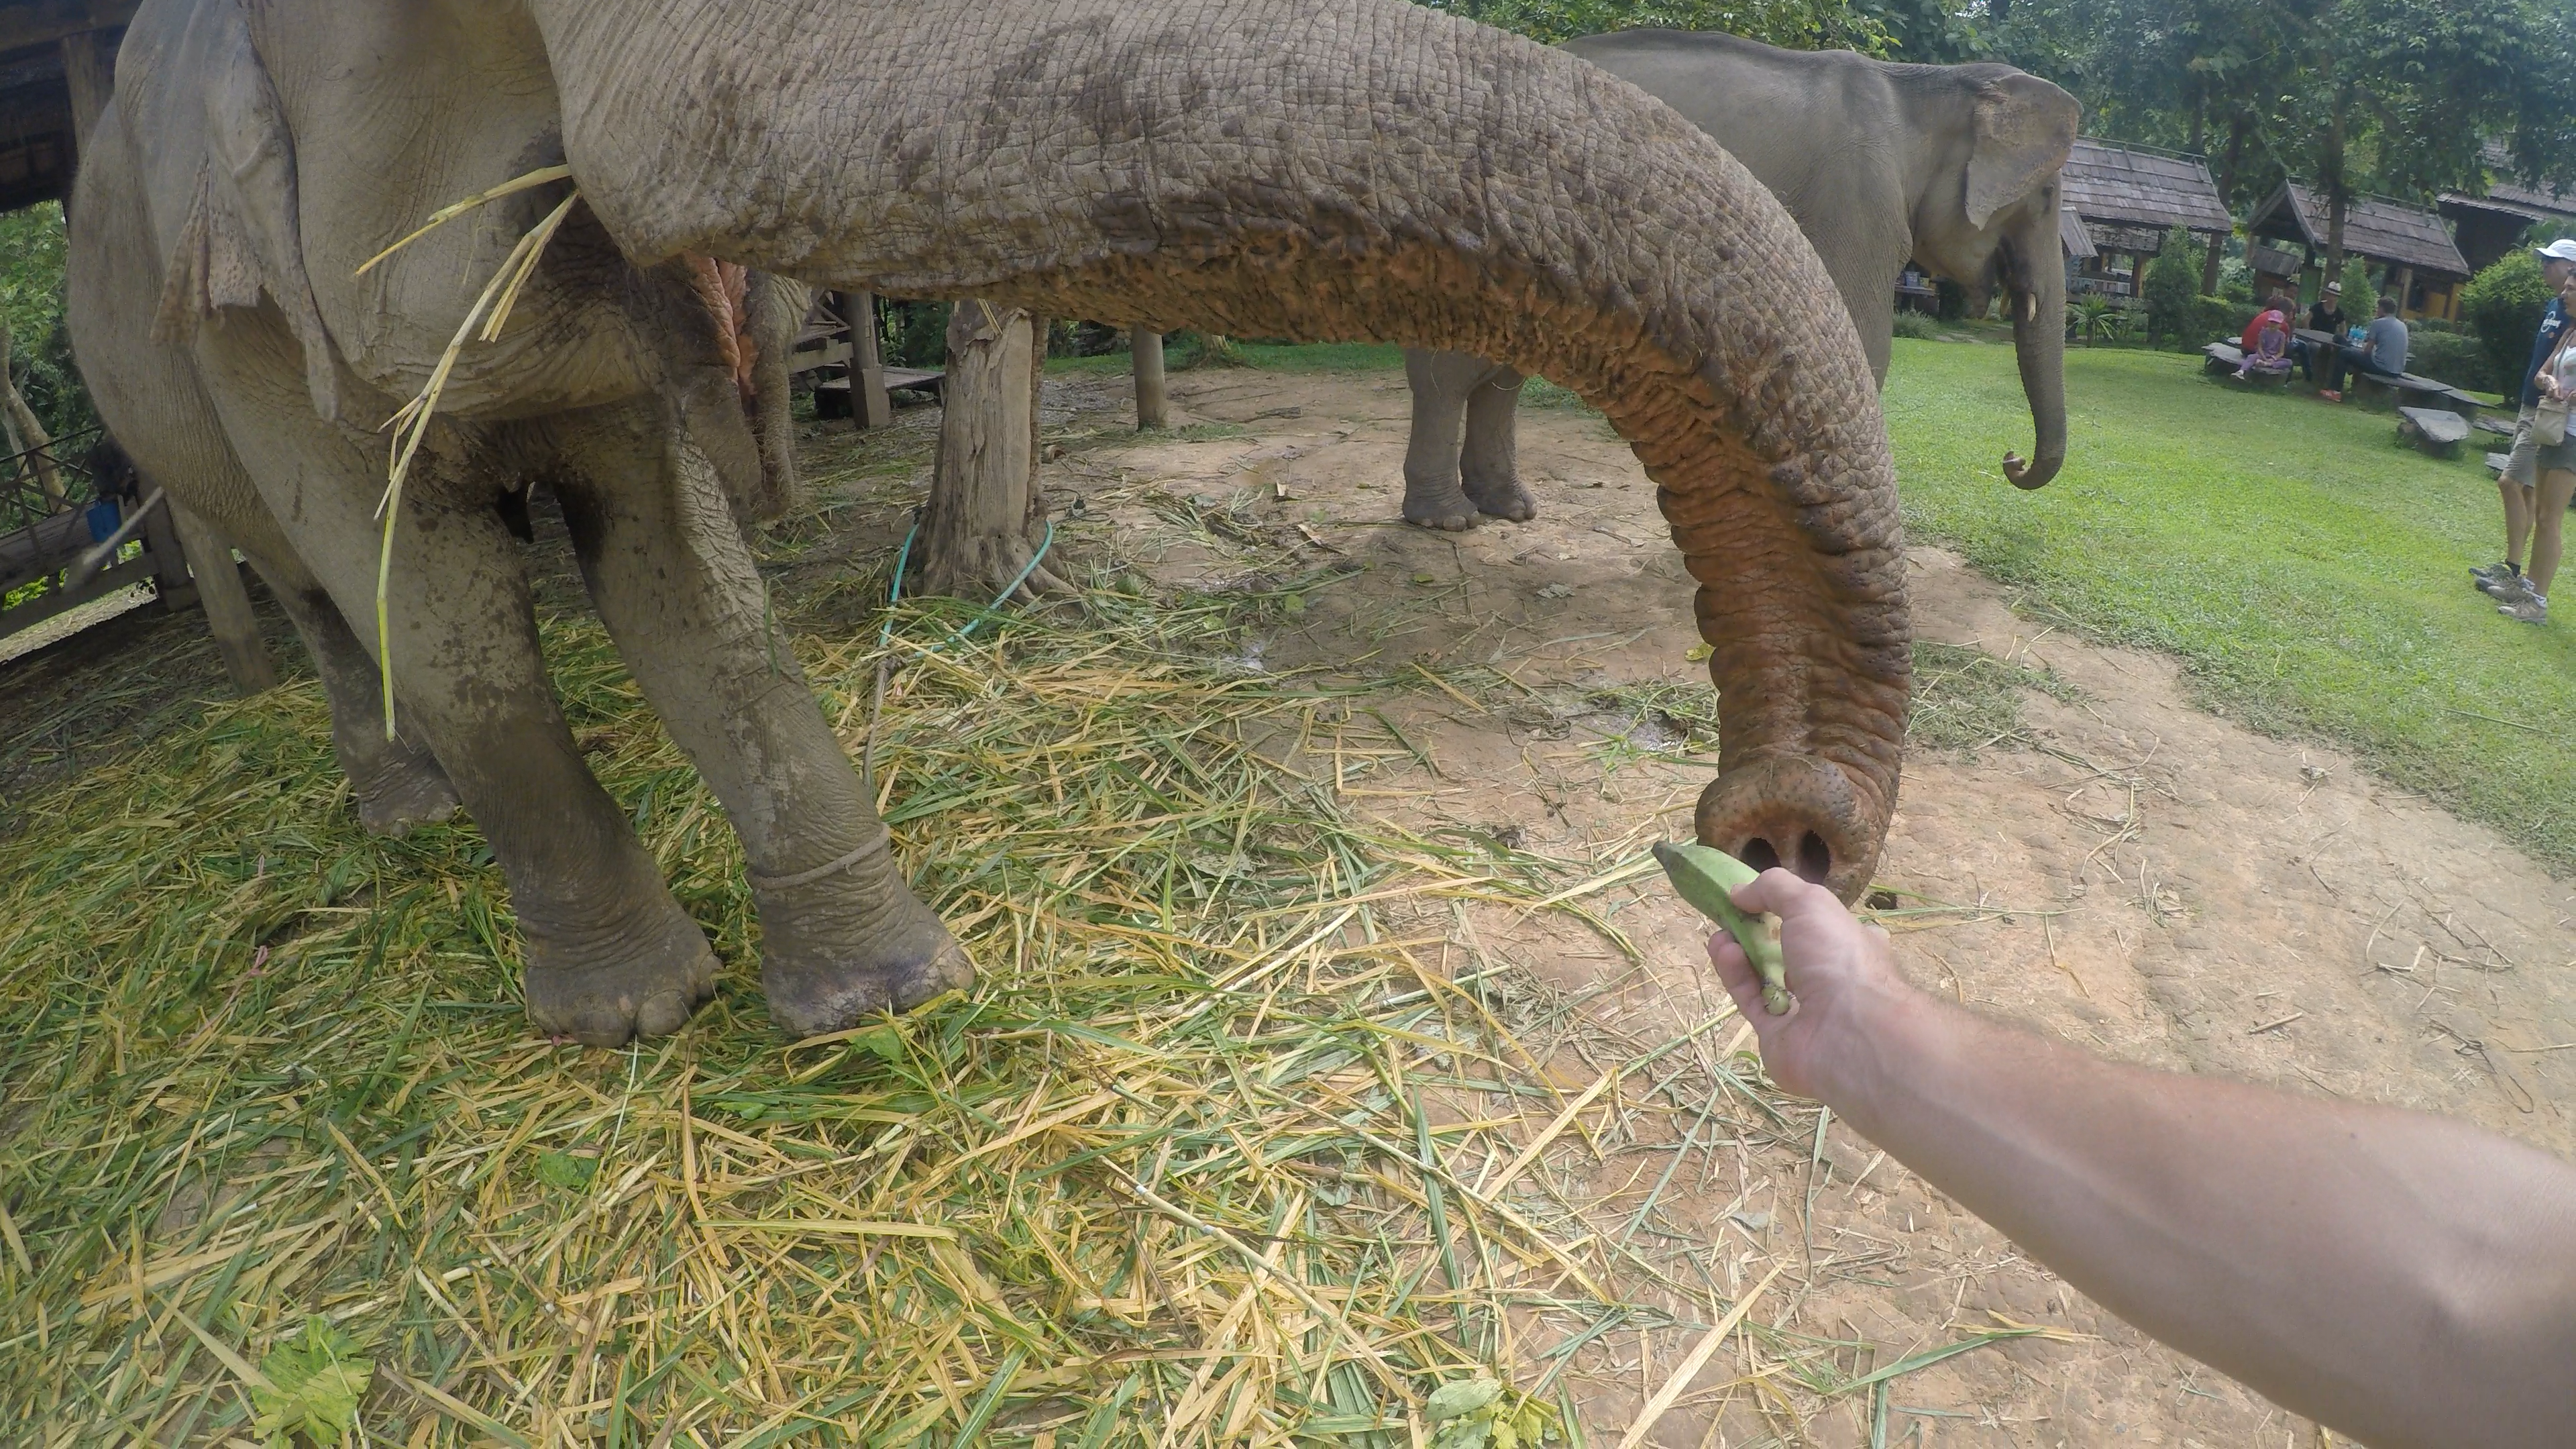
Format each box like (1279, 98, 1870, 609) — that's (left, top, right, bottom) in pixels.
(1909, 70, 2080, 491)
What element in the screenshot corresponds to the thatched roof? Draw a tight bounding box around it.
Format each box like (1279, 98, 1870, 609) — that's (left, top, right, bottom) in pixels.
(2059, 138, 2232, 237)
(2058, 207, 2096, 260)
(0, 1, 137, 212)
(2440, 140, 2576, 227)
(2247, 182, 2469, 278)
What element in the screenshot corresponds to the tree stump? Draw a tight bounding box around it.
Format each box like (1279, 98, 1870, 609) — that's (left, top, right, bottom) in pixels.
(914, 302, 1070, 601)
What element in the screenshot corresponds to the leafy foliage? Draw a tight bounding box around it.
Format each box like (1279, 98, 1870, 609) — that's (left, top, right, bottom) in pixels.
(2141, 229, 2206, 344)
(0, 203, 92, 443)
(2460, 250, 2555, 398)
(1408, 0, 1892, 51)
(251, 1317, 374, 1449)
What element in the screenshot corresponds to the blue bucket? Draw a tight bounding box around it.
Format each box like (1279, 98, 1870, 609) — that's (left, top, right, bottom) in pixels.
(84, 497, 121, 546)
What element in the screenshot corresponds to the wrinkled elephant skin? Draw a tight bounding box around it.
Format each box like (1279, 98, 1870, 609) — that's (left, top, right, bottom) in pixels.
(70, 0, 1911, 1055)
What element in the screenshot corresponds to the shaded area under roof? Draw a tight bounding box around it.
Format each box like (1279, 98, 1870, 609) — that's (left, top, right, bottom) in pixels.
(0, 1, 136, 212)
(2247, 182, 2469, 278)
(2058, 138, 2232, 236)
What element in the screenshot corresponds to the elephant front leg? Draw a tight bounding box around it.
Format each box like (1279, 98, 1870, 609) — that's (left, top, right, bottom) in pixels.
(1459, 367, 1536, 522)
(554, 418, 971, 1039)
(264, 568, 460, 836)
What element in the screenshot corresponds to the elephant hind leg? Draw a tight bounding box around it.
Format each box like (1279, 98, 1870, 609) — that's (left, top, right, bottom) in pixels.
(261, 568, 460, 837)
(1460, 367, 1536, 522)
(1400, 348, 1489, 531)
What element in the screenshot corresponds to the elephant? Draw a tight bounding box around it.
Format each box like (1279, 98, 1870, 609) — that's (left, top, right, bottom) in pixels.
(1399, 29, 2082, 531)
(70, 0, 1913, 1047)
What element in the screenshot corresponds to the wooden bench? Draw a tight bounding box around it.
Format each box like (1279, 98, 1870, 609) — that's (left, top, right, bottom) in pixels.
(2397, 407, 2469, 458)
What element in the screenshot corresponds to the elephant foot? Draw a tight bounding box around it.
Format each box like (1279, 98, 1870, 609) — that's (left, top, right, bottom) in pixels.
(523, 906, 721, 1047)
(354, 747, 463, 838)
(1464, 472, 1538, 523)
(753, 840, 974, 1038)
(1403, 484, 1483, 532)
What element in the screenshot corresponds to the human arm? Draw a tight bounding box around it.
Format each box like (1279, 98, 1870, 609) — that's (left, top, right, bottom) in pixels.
(1705, 870, 2576, 1449)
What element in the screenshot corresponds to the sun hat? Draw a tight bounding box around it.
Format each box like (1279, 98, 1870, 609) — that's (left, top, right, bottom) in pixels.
(2536, 238, 2576, 263)
(2323, 281, 2342, 294)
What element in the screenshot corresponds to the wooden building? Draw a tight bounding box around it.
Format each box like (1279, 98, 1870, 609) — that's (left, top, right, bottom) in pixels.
(2244, 182, 2471, 321)
(0, 0, 275, 688)
(2055, 138, 2232, 303)
(2440, 149, 2576, 276)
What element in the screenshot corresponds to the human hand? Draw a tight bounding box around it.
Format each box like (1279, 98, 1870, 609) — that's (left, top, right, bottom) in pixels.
(1704, 869, 1915, 1104)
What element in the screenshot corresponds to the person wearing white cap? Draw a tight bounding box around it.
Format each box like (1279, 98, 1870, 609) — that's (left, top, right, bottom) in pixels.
(2297, 280, 2346, 385)
(2475, 237, 2576, 622)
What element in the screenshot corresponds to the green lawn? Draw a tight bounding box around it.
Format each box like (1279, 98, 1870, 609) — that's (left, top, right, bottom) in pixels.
(1884, 338, 2576, 874)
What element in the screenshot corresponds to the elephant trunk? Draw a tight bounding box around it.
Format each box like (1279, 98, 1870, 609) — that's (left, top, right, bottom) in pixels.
(2002, 210, 2067, 490)
(529, 0, 1910, 897)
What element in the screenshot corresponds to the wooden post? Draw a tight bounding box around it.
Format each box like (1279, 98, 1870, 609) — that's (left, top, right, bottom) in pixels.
(60, 31, 115, 150)
(2391, 264, 2414, 318)
(915, 302, 1065, 600)
(168, 503, 278, 694)
(835, 290, 894, 430)
(1132, 329, 1169, 430)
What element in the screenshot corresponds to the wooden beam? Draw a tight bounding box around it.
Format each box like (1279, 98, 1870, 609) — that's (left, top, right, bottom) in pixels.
(835, 290, 894, 429)
(57, 26, 109, 148)
(0, 549, 149, 641)
(167, 503, 276, 694)
(0, 2, 136, 57)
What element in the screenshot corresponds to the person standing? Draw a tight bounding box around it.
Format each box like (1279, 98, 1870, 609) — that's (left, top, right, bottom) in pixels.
(2475, 239, 2576, 608)
(2492, 259, 2576, 625)
(2298, 280, 2345, 384)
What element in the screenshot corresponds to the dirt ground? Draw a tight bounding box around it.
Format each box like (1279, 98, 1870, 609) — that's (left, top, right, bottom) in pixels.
(5, 359, 2569, 1446)
(1040, 362, 2576, 1446)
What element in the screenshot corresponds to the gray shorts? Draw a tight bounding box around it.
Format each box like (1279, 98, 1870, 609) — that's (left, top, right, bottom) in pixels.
(2506, 406, 2576, 484)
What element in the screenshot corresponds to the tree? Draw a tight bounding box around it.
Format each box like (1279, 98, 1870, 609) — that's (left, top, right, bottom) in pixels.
(2141, 227, 2206, 345)
(2459, 251, 2554, 399)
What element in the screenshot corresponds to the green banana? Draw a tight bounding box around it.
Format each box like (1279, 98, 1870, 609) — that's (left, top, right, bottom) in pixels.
(1653, 841, 1792, 1016)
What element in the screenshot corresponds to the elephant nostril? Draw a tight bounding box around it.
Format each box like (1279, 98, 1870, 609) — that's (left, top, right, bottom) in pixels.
(1739, 836, 1783, 873)
(1796, 831, 1833, 885)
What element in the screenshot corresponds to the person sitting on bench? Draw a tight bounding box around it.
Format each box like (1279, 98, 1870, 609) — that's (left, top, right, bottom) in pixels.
(2323, 295, 2408, 400)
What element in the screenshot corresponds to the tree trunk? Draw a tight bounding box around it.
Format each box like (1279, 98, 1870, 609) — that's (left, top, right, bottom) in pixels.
(2202, 115, 2247, 297)
(2321, 89, 2350, 278)
(1132, 329, 1169, 429)
(0, 319, 66, 511)
(914, 302, 1070, 601)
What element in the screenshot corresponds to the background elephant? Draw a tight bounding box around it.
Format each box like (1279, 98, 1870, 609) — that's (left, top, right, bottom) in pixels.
(1401, 30, 2080, 530)
(72, 0, 1912, 1046)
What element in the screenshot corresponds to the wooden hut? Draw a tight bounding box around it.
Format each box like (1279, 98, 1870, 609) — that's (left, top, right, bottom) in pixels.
(2244, 182, 2471, 322)
(2055, 138, 2232, 304)
(2439, 147, 2576, 276)
(0, 1, 273, 687)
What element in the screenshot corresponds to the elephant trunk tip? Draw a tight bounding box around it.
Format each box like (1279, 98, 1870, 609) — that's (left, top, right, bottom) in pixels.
(2002, 449, 2062, 490)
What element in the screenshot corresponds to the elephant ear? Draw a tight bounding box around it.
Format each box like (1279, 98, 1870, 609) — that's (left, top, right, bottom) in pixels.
(1966, 73, 2080, 230)
(150, 1, 339, 421)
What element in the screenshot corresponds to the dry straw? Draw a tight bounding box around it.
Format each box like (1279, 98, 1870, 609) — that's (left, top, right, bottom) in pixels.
(0, 413, 2034, 1444)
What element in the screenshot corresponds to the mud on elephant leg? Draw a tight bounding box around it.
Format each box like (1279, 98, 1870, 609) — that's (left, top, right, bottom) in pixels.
(1459, 366, 1537, 523)
(551, 410, 971, 1039)
(262, 568, 460, 837)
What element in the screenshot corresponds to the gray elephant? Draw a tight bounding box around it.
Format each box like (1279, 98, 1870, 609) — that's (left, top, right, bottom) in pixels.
(71, 0, 1913, 1047)
(1401, 30, 2081, 530)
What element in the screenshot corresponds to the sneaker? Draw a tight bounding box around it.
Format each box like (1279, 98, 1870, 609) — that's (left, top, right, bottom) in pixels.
(2472, 560, 2521, 585)
(2479, 571, 2532, 601)
(2501, 592, 2548, 625)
